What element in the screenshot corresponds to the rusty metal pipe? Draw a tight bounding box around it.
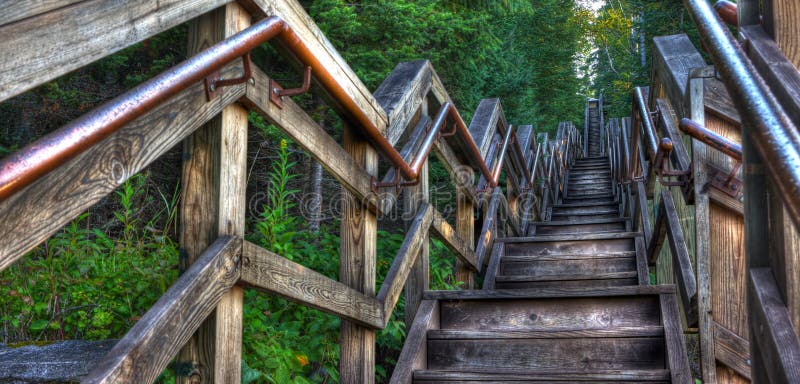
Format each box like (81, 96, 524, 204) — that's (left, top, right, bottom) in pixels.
(408, 104, 448, 174)
(679, 118, 742, 161)
(634, 87, 659, 159)
(713, 0, 738, 27)
(0, 16, 287, 202)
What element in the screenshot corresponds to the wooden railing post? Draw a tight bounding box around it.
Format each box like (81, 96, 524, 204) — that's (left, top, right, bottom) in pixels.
(455, 165, 476, 288)
(340, 123, 377, 384)
(177, 4, 249, 383)
(404, 150, 429, 326)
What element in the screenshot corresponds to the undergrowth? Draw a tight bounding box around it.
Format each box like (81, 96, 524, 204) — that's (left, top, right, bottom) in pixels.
(0, 136, 460, 383)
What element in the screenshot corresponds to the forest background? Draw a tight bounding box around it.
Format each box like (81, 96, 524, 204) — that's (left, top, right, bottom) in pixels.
(0, 0, 702, 382)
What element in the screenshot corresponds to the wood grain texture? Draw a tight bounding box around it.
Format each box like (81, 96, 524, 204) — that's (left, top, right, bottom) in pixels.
(660, 293, 693, 383)
(455, 163, 476, 288)
(244, 0, 387, 132)
(651, 34, 706, 117)
(425, 285, 675, 301)
(482, 243, 503, 289)
(177, 7, 248, 382)
(703, 76, 741, 125)
(83, 236, 241, 384)
(241, 66, 385, 215)
(771, 0, 800, 69)
(660, 190, 698, 327)
(713, 321, 751, 379)
(748, 268, 800, 383)
(377, 204, 433, 324)
(741, 25, 800, 125)
(430, 209, 477, 271)
(241, 241, 383, 328)
(338, 123, 378, 384)
(0, 0, 84, 27)
(468, 99, 506, 159)
(373, 60, 432, 146)
(474, 187, 501, 269)
(387, 300, 439, 384)
(0, 0, 231, 102)
(0, 64, 244, 273)
(403, 152, 429, 326)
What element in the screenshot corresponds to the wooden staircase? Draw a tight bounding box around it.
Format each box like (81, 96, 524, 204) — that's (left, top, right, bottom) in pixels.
(391, 119, 693, 383)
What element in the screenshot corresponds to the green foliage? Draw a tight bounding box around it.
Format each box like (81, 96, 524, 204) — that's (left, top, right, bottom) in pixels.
(0, 174, 179, 343)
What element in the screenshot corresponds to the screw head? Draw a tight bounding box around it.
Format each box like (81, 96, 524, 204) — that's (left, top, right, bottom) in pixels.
(209, 84, 216, 92)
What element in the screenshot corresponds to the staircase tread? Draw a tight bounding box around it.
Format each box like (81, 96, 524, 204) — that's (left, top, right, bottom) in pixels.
(551, 210, 619, 216)
(424, 285, 676, 300)
(503, 251, 636, 261)
(499, 232, 639, 243)
(495, 271, 638, 282)
(530, 217, 627, 225)
(427, 326, 665, 340)
(413, 368, 671, 381)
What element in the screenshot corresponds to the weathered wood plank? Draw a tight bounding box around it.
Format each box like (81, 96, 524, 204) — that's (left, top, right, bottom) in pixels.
(243, 0, 387, 132)
(741, 25, 800, 125)
(430, 209, 477, 271)
(177, 8, 248, 382)
(455, 161, 476, 288)
(651, 34, 706, 117)
(474, 187, 501, 269)
(0, 340, 116, 382)
(0, 0, 84, 27)
(647, 198, 667, 266)
(241, 241, 383, 328)
(0, 0, 233, 102)
(660, 293, 693, 383)
(748, 268, 800, 383)
(373, 60, 432, 146)
(703, 75, 742, 125)
(338, 123, 378, 384)
(403, 171, 429, 327)
(387, 300, 439, 384)
(481, 243, 503, 289)
(468, 99, 505, 159)
(656, 98, 691, 177)
(0, 63, 245, 273)
(83, 236, 241, 384)
(713, 321, 752, 379)
(769, 0, 800, 68)
(661, 189, 698, 327)
(377, 204, 433, 322)
(241, 66, 385, 215)
(425, 285, 675, 300)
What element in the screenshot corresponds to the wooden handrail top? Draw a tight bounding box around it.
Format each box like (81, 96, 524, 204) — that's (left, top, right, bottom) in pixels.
(679, 118, 742, 161)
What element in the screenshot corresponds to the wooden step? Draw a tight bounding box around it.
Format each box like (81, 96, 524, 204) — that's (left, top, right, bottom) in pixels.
(426, 334, 665, 371)
(550, 212, 620, 221)
(499, 254, 636, 277)
(568, 177, 612, 185)
(530, 218, 627, 235)
(493, 275, 639, 289)
(566, 185, 613, 193)
(551, 205, 618, 216)
(502, 250, 636, 262)
(413, 369, 671, 383)
(562, 194, 615, 204)
(501, 232, 637, 256)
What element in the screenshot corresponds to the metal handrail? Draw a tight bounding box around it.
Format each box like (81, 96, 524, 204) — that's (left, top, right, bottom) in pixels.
(679, 118, 742, 161)
(713, 0, 738, 26)
(634, 87, 659, 158)
(0, 15, 502, 202)
(684, 0, 800, 227)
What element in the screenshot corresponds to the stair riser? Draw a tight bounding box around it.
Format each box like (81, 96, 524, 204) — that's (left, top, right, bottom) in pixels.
(551, 207, 618, 216)
(567, 178, 612, 185)
(533, 221, 626, 235)
(495, 278, 638, 289)
(505, 238, 635, 256)
(551, 213, 619, 221)
(427, 338, 666, 370)
(500, 257, 636, 277)
(562, 196, 615, 204)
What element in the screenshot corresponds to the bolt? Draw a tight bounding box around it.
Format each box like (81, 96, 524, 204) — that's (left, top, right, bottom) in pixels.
(209, 84, 215, 92)
(249, 78, 255, 85)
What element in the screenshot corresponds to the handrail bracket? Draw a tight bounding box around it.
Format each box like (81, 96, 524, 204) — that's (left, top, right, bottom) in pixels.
(205, 53, 253, 101)
(269, 66, 313, 109)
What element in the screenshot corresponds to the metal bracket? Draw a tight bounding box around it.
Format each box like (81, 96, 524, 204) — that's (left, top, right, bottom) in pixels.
(708, 162, 743, 198)
(370, 171, 419, 194)
(269, 66, 312, 109)
(204, 53, 252, 101)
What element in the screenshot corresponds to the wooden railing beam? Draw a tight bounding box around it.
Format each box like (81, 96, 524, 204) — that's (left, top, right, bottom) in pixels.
(430, 209, 478, 271)
(240, 241, 384, 328)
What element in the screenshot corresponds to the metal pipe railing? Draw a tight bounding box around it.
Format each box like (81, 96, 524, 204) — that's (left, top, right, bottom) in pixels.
(679, 118, 742, 161)
(634, 87, 659, 158)
(0, 15, 502, 202)
(684, 0, 800, 226)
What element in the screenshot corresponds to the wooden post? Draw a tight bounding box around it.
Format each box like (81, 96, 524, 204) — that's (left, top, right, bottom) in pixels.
(404, 160, 429, 326)
(455, 165, 475, 289)
(766, 0, 800, 68)
(177, 4, 249, 383)
(340, 123, 377, 384)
